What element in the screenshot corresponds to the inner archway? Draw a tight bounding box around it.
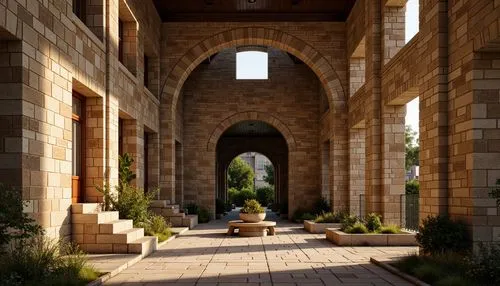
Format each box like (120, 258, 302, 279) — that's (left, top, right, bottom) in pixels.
(216, 120, 288, 212)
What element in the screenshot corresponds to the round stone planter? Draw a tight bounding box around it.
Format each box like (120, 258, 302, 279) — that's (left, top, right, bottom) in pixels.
(239, 212, 266, 223)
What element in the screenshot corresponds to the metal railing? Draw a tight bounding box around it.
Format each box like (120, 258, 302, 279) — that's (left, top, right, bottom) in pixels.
(357, 193, 419, 232)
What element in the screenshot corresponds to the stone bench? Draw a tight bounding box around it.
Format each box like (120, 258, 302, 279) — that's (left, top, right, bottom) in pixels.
(227, 220, 276, 237)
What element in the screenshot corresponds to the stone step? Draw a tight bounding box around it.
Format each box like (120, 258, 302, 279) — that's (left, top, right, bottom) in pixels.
(182, 214, 198, 229)
(128, 236, 158, 256)
(99, 219, 134, 234)
(72, 203, 101, 214)
(72, 211, 119, 224)
(96, 228, 144, 244)
(161, 208, 181, 216)
(150, 200, 171, 208)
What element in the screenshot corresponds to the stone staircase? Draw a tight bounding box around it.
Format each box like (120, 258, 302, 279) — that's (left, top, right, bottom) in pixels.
(150, 200, 198, 229)
(72, 203, 157, 256)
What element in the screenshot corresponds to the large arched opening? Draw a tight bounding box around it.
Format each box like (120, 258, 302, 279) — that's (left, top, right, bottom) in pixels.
(216, 120, 288, 209)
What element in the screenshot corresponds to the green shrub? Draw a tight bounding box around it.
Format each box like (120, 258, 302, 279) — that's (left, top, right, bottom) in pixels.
(240, 199, 265, 214)
(184, 203, 200, 216)
(0, 184, 43, 249)
(118, 153, 136, 193)
(416, 215, 470, 255)
(198, 208, 210, 223)
(235, 188, 257, 206)
(313, 197, 330, 215)
(344, 222, 368, 234)
(365, 213, 382, 232)
(465, 243, 500, 284)
(314, 211, 347, 223)
(112, 185, 156, 227)
(256, 186, 274, 206)
(413, 264, 442, 284)
(405, 179, 419, 194)
(379, 225, 401, 234)
(225, 202, 233, 212)
(301, 213, 316, 221)
(0, 236, 98, 286)
(341, 214, 360, 231)
(215, 199, 225, 215)
(144, 214, 172, 243)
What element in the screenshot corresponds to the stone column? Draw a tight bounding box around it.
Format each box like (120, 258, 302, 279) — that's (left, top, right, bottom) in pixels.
(349, 128, 366, 216)
(85, 97, 106, 202)
(418, 0, 449, 218)
(121, 119, 144, 188)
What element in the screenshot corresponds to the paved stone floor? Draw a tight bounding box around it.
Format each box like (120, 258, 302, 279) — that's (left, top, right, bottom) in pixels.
(105, 210, 418, 285)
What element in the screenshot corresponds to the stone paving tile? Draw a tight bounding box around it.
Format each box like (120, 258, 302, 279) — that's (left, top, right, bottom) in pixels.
(105, 211, 417, 285)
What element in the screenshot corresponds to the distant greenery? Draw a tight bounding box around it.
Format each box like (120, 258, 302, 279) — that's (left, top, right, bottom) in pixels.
(405, 179, 419, 194)
(405, 126, 419, 170)
(263, 164, 274, 185)
(256, 186, 274, 206)
(228, 187, 256, 206)
(228, 157, 254, 190)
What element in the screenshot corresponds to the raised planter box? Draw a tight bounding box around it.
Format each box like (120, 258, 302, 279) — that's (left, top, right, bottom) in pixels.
(326, 229, 417, 246)
(303, 220, 342, 234)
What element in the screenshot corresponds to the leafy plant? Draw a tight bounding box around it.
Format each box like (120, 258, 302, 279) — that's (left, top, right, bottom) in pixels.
(379, 225, 401, 234)
(365, 213, 382, 232)
(405, 125, 419, 170)
(301, 213, 316, 221)
(144, 214, 172, 242)
(240, 199, 265, 214)
(464, 243, 500, 284)
(0, 236, 99, 286)
(292, 207, 309, 222)
(344, 222, 368, 234)
(313, 197, 330, 215)
(0, 184, 43, 249)
(113, 185, 157, 227)
(198, 208, 210, 223)
(314, 211, 347, 223)
(256, 186, 274, 206)
(405, 179, 419, 194)
(416, 215, 470, 255)
(229, 187, 256, 206)
(263, 164, 274, 185)
(341, 214, 360, 231)
(118, 153, 136, 193)
(227, 157, 254, 190)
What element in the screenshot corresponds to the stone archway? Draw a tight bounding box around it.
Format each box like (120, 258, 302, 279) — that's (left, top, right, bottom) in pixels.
(214, 118, 289, 214)
(159, 27, 349, 215)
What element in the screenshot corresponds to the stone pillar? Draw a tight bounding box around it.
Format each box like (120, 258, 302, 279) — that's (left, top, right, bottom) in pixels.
(321, 141, 331, 203)
(175, 141, 183, 205)
(146, 132, 160, 191)
(349, 128, 366, 216)
(364, 0, 383, 216)
(159, 109, 176, 202)
(85, 97, 106, 202)
(121, 119, 144, 188)
(418, 0, 449, 218)
(332, 112, 349, 212)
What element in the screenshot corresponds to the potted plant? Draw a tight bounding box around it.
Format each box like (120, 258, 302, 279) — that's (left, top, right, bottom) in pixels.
(239, 199, 266, 223)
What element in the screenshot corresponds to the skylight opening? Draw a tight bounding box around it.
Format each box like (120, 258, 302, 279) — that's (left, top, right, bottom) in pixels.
(236, 51, 268, 80)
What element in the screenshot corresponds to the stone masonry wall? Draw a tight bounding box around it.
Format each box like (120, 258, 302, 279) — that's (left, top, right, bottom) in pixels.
(181, 48, 322, 215)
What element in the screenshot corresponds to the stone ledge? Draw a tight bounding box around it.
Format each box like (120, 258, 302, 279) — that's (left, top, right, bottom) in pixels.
(303, 220, 342, 234)
(326, 229, 417, 246)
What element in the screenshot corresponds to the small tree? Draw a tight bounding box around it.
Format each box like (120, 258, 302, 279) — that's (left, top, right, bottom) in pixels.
(118, 153, 136, 192)
(263, 164, 274, 186)
(227, 157, 254, 190)
(405, 126, 420, 170)
(0, 184, 43, 250)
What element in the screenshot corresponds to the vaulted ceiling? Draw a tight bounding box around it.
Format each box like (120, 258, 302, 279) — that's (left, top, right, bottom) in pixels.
(152, 0, 357, 22)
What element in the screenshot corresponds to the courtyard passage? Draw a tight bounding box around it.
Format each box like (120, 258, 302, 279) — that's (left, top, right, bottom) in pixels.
(105, 211, 417, 285)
